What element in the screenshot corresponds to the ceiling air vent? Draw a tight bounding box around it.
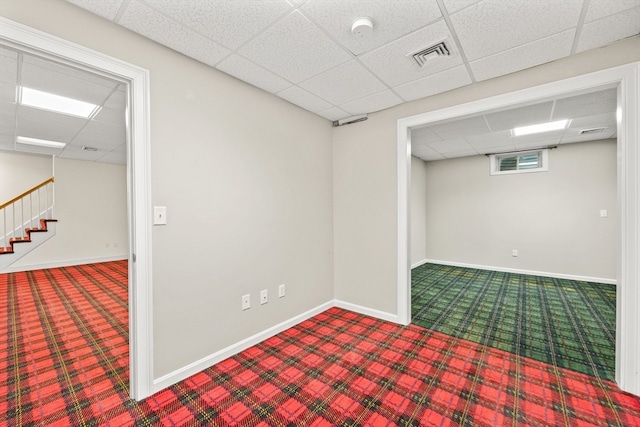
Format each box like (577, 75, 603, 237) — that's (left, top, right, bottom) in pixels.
(82, 146, 98, 152)
(580, 127, 607, 135)
(411, 41, 450, 67)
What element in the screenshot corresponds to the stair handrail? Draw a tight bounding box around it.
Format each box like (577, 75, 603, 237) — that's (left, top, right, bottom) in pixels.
(1, 176, 55, 249)
(0, 177, 55, 210)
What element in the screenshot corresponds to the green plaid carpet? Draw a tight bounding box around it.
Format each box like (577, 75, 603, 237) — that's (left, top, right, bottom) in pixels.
(411, 263, 616, 381)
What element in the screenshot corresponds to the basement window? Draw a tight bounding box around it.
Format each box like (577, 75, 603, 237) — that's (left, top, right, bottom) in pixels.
(490, 149, 548, 175)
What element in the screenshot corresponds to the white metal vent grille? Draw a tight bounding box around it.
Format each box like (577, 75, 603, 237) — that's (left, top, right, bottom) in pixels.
(412, 42, 450, 67)
(580, 127, 607, 135)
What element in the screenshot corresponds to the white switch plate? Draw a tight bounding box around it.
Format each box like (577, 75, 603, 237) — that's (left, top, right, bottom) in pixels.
(600, 210, 608, 218)
(154, 206, 167, 225)
(242, 294, 250, 310)
(260, 289, 268, 305)
(278, 284, 285, 298)
(512, 249, 518, 257)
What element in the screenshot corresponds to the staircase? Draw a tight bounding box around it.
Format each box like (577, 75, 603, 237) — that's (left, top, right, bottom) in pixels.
(1, 177, 57, 272)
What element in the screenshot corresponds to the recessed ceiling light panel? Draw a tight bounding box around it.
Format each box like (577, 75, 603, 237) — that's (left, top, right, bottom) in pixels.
(512, 119, 570, 137)
(20, 87, 99, 118)
(16, 136, 66, 149)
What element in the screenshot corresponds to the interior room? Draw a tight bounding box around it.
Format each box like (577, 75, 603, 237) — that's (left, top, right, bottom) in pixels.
(1, 0, 639, 425)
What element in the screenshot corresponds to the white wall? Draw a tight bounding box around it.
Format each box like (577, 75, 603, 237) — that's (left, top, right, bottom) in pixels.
(0, 0, 334, 379)
(333, 36, 640, 315)
(410, 156, 428, 266)
(0, 151, 52, 201)
(422, 140, 616, 281)
(1, 153, 128, 269)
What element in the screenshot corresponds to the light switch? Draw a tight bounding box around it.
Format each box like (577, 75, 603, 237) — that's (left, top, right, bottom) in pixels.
(600, 210, 608, 218)
(154, 206, 167, 225)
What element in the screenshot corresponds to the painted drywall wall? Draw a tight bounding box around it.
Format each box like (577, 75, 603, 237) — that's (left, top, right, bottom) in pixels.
(410, 156, 428, 266)
(422, 140, 616, 280)
(0, 1, 334, 379)
(0, 152, 52, 201)
(333, 36, 640, 315)
(3, 154, 128, 269)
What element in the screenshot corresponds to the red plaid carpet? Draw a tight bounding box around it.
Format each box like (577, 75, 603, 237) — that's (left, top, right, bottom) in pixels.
(2, 261, 640, 426)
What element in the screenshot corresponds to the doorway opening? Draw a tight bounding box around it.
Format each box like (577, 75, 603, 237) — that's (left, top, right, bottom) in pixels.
(396, 63, 640, 396)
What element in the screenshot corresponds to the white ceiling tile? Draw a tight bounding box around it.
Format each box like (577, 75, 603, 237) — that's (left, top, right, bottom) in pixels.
(411, 126, 443, 145)
(23, 53, 118, 89)
(59, 144, 108, 161)
(97, 148, 127, 164)
(429, 115, 489, 140)
(465, 129, 514, 148)
(441, 0, 482, 14)
(238, 11, 352, 83)
(0, 49, 17, 85)
(585, 0, 640, 22)
(0, 102, 16, 132)
(300, 0, 443, 55)
(0, 82, 15, 104)
(426, 137, 474, 154)
(393, 64, 471, 102)
(484, 101, 554, 131)
(576, 6, 640, 53)
(412, 143, 445, 161)
(66, 0, 125, 20)
(470, 30, 575, 82)
(71, 120, 126, 150)
(216, 55, 292, 94)
(119, 1, 230, 67)
(359, 20, 463, 87)
(94, 88, 127, 125)
(21, 59, 117, 106)
(450, 0, 583, 61)
(561, 130, 616, 144)
(317, 107, 350, 121)
(568, 112, 616, 130)
(299, 60, 386, 105)
(443, 150, 478, 159)
(141, 0, 292, 50)
(474, 144, 516, 155)
(553, 89, 617, 119)
(340, 89, 402, 116)
(16, 106, 86, 142)
(277, 86, 332, 112)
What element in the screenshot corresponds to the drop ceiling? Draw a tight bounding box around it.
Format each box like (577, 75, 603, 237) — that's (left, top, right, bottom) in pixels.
(0, 46, 127, 164)
(1, 0, 637, 164)
(65, 0, 639, 121)
(411, 87, 618, 161)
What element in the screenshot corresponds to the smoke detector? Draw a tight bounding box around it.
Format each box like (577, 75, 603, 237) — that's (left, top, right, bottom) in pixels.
(351, 17, 373, 38)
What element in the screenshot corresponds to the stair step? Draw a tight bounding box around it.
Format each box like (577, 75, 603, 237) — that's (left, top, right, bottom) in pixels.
(0, 218, 57, 256)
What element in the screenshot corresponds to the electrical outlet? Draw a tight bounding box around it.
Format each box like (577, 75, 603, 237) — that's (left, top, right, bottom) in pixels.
(242, 294, 250, 310)
(512, 249, 518, 257)
(260, 289, 268, 305)
(278, 284, 285, 298)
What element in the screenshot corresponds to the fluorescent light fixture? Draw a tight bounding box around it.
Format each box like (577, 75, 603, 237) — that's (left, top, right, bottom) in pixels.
(20, 87, 99, 118)
(16, 136, 66, 149)
(512, 119, 569, 137)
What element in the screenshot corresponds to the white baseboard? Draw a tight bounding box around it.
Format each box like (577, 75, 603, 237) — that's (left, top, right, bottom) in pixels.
(411, 259, 429, 269)
(1, 254, 129, 273)
(421, 259, 617, 285)
(333, 299, 400, 324)
(152, 300, 334, 394)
